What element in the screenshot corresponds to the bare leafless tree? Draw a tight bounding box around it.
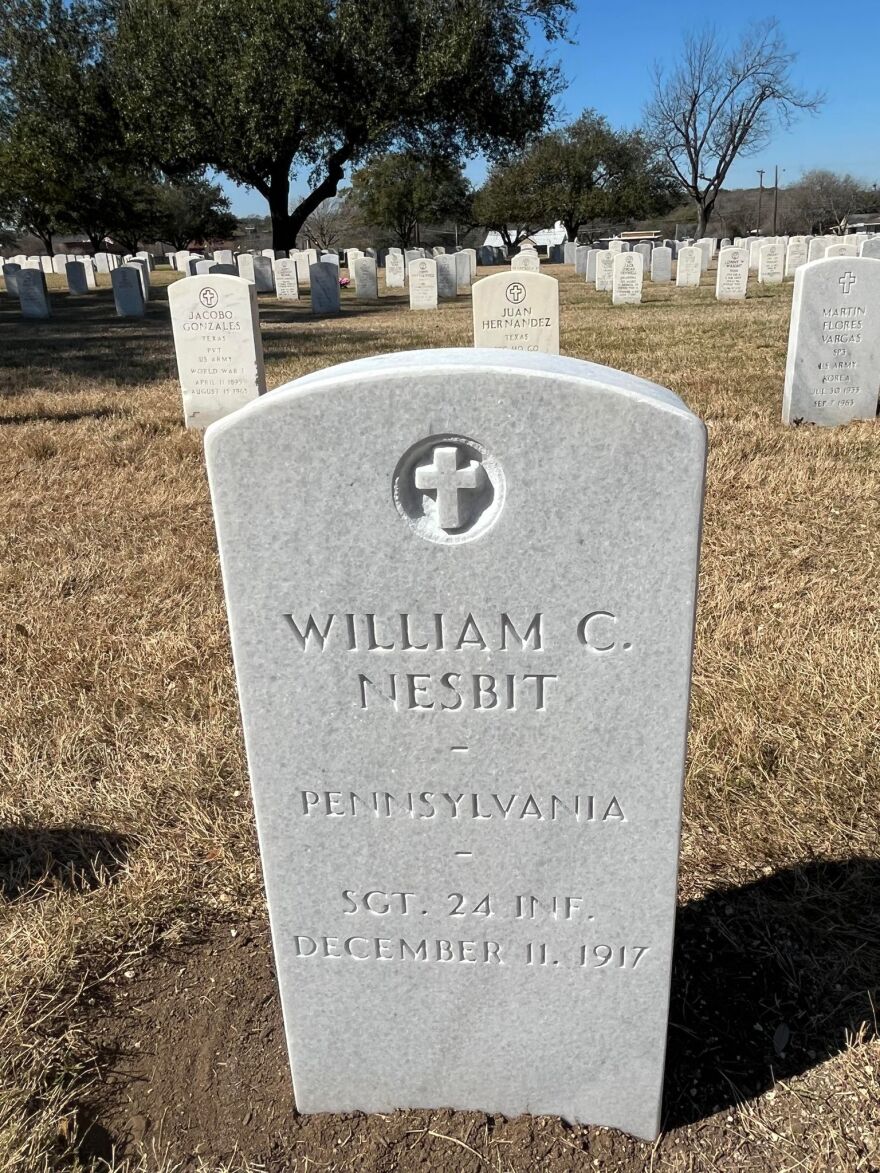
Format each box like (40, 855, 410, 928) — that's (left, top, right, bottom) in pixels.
(644, 21, 823, 237)
(300, 196, 360, 251)
(785, 169, 871, 235)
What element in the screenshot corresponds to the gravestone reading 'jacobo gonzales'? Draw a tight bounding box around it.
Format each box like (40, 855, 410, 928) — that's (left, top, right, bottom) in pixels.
(782, 256, 880, 425)
(472, 272, 560, 354)
(169, 274, 267, 429)
(204, 347, 706, 1141)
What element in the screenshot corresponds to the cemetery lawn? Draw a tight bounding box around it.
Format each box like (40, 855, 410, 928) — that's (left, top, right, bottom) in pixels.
(1, 268, 878, 1173)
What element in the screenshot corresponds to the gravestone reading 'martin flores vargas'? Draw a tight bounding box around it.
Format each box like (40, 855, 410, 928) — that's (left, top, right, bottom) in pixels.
(782, 256, 880, 425)
(169, 274, 267, 429)
(205, 348, 707, 1140)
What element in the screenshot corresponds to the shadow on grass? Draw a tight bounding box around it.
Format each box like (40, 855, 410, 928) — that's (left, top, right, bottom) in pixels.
(0, 824, 132, 902)
(0, 406, 125, 425)
(664, 856, 880, 1126)
(0, 290, 423, 394)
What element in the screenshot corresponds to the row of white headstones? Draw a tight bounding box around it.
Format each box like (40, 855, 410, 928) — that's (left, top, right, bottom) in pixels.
(165, 248, 879, 431)
(4, 240, 878, 430)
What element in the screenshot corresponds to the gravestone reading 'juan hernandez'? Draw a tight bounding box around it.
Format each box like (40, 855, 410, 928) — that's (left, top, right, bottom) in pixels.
(472, 272, 560, 354)
(169, 274, 267, 429)
(205, 348, 707, 1141)
(782, 256, 880, 425)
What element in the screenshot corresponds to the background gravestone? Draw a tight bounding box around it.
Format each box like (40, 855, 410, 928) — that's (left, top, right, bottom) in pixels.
(274, 258, 300, 300)
(65, 261, 89, 295)
(3, 262, 22, 296)
(612, 253, 643, 305)
(310, 262, 341, 315)
(17, 268, 50, 318)
(782, 256, 880, 425)
(408, 258, 438, 310)
(355, 257, 379, 301)
(758, 244, 784, 284)
(204, 347, 706, 1141)
(253, 256, 275, 293)
(675, 247, 701, 288)
(472, 271, 560, 354)
(650, 247, 672, 284)
(436, 255, 457, 300)
(169, 274, 267, 429)
(110, 267, 144, 317)
(385, 253, 405, 289)
(715, 248, 749, 301)
(595, 252, 614, 292)
(511, 252, 540, 273)
(237, 254, 257, 284)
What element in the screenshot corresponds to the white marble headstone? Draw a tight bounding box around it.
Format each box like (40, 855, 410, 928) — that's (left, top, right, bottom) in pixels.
(310, 262, 341, 314)
(455, 253, 472, 290)
(65, 261, 90, 295)
(355, 257, 379, 301)
(110, 267, 144, 317)
(436, 255, 457, 299)
(782, 257, 880, 425)
(675, 247, 701, 288)
(408, 258, 438, 310)
(274, 258, 300, 300)
(204, 347, 706, 1141)
(472, 271, 559, 354)
(650, 247, 672, 284)
(611, 253, 643, 305)
(18, 269, 50, 318)
(3, 263, 22, 296)
(595, 252, 614, 292)
(715, 248, 748, 301)
(758, 244, 784, 284)
(169, 274, 267, 429)
(511, 252, 540, 273)
(385, 252, 406, 289)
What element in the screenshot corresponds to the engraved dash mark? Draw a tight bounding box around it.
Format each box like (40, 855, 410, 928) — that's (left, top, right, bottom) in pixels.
(455, 851, 473, 857)
(451, 745, 469, 753)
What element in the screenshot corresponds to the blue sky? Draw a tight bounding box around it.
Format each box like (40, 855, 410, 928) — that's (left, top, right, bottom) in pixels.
(223, 0, 879, 217)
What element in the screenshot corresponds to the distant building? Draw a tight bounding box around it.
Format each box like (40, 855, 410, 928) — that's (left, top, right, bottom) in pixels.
(483, 222, 568, 250)
(844, 213, 880, 233)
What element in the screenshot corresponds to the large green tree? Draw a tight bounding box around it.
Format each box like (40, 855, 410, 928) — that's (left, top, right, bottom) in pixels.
(349, 152, 471, 247)
(472, 112, 676, 247)
(529, 112, 678, 240)
(152, 177, 238, 251)
(0, 0, 114, 249)
(472, 161, 543, 252)
(108, 0, 573, 250)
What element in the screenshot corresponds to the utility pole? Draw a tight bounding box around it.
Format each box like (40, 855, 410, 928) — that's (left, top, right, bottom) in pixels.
(756, 169, 765, 234)
(772, 165, 783, 235)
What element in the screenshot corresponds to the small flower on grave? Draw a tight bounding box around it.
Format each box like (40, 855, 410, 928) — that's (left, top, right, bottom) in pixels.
(339, 276, 350, 287)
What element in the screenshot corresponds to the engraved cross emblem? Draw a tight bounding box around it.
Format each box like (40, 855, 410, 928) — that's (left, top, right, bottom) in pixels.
(414, 445, 483, 530)
(838, 271, 857, 296)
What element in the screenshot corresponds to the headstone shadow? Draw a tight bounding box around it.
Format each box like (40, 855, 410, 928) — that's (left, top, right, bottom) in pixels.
(664, 856, 880, 1126)
(0, 824, 132, 902)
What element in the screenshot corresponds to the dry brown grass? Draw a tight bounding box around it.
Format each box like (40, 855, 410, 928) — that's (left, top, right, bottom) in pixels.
(0, 265, 878, 1172)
